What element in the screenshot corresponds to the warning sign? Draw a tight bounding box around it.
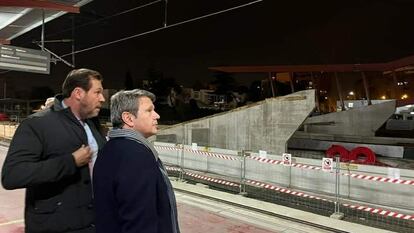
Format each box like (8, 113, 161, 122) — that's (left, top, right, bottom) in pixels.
(191, 143, 198, 151)
(282, 153, 292, 166)
(322, 158, 333, 172)
(259, 150, 267, 159)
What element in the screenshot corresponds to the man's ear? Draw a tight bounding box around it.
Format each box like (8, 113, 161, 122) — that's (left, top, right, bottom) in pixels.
(121, 112, 134, 128)
(72, 87, 84, 100)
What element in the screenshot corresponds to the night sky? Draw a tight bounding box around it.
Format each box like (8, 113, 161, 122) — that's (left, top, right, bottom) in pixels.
(2, 0, 414, 98)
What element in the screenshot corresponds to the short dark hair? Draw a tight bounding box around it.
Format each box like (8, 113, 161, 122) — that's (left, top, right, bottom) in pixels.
(62, 68, 103, 98)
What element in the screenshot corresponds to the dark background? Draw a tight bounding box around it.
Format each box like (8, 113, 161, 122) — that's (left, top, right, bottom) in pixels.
(1, 0, 414, 99)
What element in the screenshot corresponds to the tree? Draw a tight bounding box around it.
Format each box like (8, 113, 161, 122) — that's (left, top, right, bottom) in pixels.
(211, 71, 236, 94)
(249, 80, 263, 102)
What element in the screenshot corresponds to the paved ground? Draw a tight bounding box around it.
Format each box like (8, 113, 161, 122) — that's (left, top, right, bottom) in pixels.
(0, 191, 277, 233)
(177, 199, 276, 233)
(0, 146, 279, 233)
(0, 146, 24, 233)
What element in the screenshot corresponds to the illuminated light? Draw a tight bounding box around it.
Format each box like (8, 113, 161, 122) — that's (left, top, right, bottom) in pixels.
(349, 91, 354, 95)
(380, 95, 386, 100)
(410, 112, 414, 115)
(401, 94, 408, 99)
(324, 97, 328, 100)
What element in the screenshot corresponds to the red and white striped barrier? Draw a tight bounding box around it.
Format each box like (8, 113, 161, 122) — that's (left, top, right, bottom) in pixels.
(342, 173, 414, 186)
(165, 166, 181, 172)
(155, 145, 180, 152)
(155, 145, 239, 161)
(246, 180, 330, 202)
(343, 204, 414, 221)
(186, 172, 240, 187)
(248, 156, 414, 186)
(165, 166, 240, 187)
(247, 179, 414, 221)
(248, 156, 283, 165)
(165, 166, 414, 222)
(248, 156, 321, 170)
(292, 163, 322, 171)
(159, 147, 414, 186)
(186, 149, 239, 161)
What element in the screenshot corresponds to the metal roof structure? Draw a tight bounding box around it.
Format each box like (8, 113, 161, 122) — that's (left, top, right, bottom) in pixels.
(209, 55, 414, 73)
(0, 0, 92, 44)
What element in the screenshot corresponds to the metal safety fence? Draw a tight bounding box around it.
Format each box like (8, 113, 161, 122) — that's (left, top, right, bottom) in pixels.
(0, 122, 18, 141)
(155, 141, 414, 233)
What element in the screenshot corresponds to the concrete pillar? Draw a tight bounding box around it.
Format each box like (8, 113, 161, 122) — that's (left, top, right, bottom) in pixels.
(268, 72, 275, 97)
(361, 72, 372, 105)
(392, 71, 399, 99)
(289, 72, 295, 93)
(334, 72, 345, 111)
(311, 72, 320, 112)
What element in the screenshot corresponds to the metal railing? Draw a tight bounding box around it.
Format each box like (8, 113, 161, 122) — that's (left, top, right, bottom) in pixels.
(155, 141, 414, 233)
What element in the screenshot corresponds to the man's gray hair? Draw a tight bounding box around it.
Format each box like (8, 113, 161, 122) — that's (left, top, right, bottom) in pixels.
(110, 89, 156, 129)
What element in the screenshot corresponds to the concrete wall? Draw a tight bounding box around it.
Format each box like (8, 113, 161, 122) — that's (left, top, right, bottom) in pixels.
(156, 90, 316, 156)
(303, 100, 396, 137)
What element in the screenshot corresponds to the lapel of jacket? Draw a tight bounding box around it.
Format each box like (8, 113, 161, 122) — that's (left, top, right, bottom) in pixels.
(60, 108, 88, 144)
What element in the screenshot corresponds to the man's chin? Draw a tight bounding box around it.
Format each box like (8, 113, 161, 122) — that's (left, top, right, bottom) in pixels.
(88, 109, 100, 118)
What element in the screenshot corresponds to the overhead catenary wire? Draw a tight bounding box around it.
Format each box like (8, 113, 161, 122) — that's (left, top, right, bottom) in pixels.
(45, 0, 163, 39)
(60, 0, 263, 58)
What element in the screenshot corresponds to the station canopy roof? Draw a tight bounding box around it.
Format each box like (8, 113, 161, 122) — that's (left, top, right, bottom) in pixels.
(0, 0, 92, 44)
(209, 55, 414, 74)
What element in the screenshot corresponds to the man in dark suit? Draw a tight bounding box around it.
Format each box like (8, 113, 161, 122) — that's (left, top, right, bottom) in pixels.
(93, 89, 180, 233)
(1, 68, 107, 233)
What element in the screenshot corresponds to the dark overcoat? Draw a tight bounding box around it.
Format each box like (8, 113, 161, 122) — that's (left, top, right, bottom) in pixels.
(1, 97, 106, 233)
(93, 138, 174, 233)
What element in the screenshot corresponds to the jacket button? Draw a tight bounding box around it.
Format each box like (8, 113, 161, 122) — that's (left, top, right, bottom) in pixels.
(88, 203, 93, 209)
(90, 224, 95, 228)
(56, 202, 62, 206)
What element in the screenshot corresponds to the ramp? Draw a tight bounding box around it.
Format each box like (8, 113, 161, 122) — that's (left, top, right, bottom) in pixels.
(156, 90, 315, 155)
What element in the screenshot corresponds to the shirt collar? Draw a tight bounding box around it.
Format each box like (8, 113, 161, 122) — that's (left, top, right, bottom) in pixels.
(62, 99, 84, 124)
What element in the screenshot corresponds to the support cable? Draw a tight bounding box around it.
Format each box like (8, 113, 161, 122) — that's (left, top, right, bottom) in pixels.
(35, 43, 75, 67)
(60, 0, 263, 58)
(45, 0, 162, 39)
